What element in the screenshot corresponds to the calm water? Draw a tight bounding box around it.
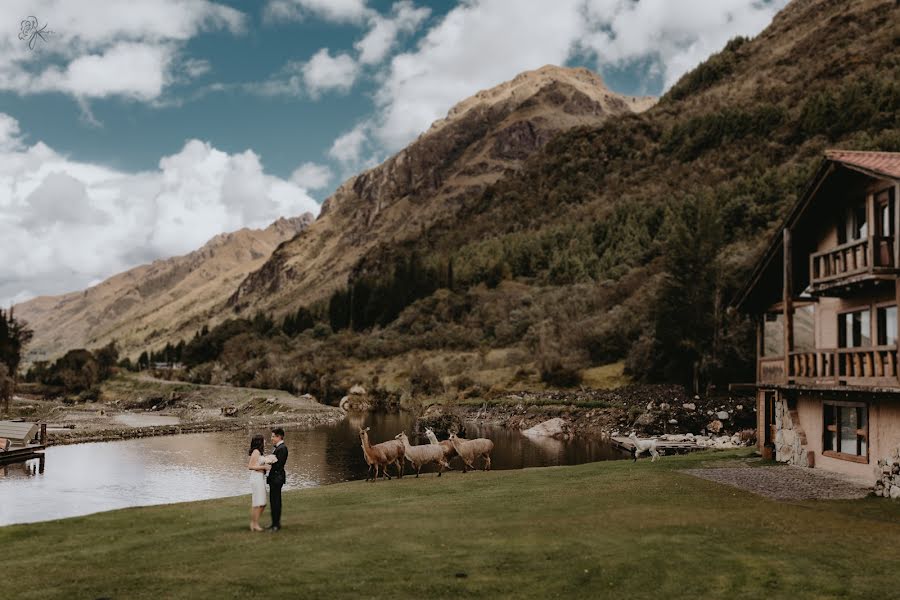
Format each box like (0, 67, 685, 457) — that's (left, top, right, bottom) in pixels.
(0, 411, 625, 526)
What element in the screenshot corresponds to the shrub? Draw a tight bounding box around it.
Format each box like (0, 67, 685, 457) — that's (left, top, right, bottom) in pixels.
(409, 360, 444, 396)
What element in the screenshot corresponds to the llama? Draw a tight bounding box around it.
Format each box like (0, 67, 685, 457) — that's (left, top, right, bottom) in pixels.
(395, 432, 450, 477)
(628, 432, 660, 462)
(359, 427, 405, 481)
(448, 433, 494, 473)
(424, 427, 458, 465)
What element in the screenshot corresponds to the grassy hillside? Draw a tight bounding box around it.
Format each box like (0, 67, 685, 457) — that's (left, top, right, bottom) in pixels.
(2, 450, 898, 599)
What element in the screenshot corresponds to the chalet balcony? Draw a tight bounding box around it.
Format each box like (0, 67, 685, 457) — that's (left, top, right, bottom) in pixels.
(809, 236, 896, 294)
(760, 345, 900, 387)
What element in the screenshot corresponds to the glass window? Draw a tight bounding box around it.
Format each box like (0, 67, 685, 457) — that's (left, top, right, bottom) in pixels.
(824, 402, 868, 458)
(853, 203, 868, 240)
(793, 305, 815, 352)
(838, 309, 870, 348)
(763, 313, 784, 357)
(877, 305, 897, 346)
(876, 188, 895, 237)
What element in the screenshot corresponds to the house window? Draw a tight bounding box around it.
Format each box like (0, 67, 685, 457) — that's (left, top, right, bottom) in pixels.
(793, 305, 815, 352)
(823, 401, 868, 462)
(763, 313, 784, 357)
(838, 202, 868, 244)
(876, 187, 896, 237)
(877, 305, 897, 346)
(838, 309, 871, 348)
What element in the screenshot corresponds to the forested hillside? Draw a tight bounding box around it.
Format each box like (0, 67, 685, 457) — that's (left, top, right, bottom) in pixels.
(148, 0, 900, 400)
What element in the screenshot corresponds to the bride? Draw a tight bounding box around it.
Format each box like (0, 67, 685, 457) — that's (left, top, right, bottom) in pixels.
(247, 434, 271, 531)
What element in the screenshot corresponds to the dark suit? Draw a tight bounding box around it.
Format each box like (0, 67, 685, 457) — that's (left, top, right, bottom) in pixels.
(267, 442, 288, 528)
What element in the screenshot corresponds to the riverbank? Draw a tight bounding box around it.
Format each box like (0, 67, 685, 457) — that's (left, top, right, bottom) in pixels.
(8, 374, 345, 445)
(2, 449, 898, 599)
(450, 384, 757, 441)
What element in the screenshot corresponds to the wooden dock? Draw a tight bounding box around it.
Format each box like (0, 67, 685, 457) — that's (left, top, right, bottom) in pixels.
(0, 421, 47, 469)
(611, 436, 704, 455)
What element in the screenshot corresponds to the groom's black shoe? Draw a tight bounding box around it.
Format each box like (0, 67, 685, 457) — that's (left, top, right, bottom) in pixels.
(268, 525, 281, 532)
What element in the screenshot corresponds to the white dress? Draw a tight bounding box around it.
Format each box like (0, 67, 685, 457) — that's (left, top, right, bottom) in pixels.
(249, 451, 267, 507)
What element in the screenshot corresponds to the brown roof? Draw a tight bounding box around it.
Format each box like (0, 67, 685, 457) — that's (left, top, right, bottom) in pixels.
(825, 150, 900, 179)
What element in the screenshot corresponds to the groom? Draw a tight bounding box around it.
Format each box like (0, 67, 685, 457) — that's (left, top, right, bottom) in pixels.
(267, 427, 288, 532)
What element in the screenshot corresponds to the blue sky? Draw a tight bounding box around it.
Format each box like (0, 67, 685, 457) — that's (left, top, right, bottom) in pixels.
(0, 0, 786, 305)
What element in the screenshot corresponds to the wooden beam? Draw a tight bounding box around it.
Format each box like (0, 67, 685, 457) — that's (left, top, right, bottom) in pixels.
(756, 315, 763, 384)
(784, 228, 793, 383)
(893, 182, 899, 267)
(867, 191, 875, 269)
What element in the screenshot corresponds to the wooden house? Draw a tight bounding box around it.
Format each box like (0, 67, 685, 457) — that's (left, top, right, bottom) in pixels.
(735, 150, 900, 480)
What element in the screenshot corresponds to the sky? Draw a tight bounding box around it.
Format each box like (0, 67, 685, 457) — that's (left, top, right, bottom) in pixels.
(0, 0, 788, 307)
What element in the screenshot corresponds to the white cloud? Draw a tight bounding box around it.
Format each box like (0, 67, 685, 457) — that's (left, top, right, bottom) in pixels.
(264, 0, 371, 24)
(580, 0, 788, 89)
(183, 58, 212, 78)
(355, 1, 431, 65)
(0, 0, 245, 102)
(0, 114, 24, 150)
(302, 48, 360, 96)
(33, 42, 175, 100)
(328, 123, 370, 169)
(290, 162, 334, 190)
(253, 48, 360, 98)
(0, 114, 320, 306)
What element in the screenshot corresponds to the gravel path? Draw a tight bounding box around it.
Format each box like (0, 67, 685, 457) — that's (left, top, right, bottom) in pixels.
(682, 465, 871, 501)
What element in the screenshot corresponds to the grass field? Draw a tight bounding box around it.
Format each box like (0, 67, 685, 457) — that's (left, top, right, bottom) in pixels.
(2, 450, 897, 599)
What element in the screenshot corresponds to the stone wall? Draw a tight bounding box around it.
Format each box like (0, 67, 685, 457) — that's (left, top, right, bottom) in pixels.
(774, 395, 812, 468)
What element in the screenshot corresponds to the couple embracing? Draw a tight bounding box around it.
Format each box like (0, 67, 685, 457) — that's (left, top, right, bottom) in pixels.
(247, 427, 288, 532)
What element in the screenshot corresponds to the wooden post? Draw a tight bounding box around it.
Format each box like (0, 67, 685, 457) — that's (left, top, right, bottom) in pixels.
(867, 192, 875, 268)
(893, 183, 899, 267)
(783, 228, 793, 382)
(756, 315, 763, 383)
(39, 423, 47, 445)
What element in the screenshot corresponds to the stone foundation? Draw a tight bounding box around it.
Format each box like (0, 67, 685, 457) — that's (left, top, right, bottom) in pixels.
(774, 396, 813, 468)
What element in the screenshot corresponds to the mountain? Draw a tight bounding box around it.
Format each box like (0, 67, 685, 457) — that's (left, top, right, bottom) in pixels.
(193, 0, 898, 397)
(14, 215, 313, 361)
(228, 65, 656, 315)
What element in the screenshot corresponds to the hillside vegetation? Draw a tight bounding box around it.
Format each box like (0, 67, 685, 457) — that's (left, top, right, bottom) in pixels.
(161, 0, 899, 402)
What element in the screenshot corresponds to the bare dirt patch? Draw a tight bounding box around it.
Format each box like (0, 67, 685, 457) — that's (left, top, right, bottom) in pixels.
(682, 465, 871, 501)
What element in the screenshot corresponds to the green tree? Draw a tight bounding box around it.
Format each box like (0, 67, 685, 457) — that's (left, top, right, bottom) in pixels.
(635, 196, 722, 390)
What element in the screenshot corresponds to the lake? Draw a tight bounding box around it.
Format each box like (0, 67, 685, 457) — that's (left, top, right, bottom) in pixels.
(0, 411, 626, 526)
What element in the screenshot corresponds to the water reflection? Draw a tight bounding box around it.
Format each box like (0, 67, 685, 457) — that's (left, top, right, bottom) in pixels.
(0, 412, 626, 526)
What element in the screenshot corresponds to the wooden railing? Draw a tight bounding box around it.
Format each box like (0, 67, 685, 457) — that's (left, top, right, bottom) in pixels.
(789, 350, 836, 379)
(810, 236, 895, 286)
(837, 346, 898, 379)
(784, 346, 899, 384)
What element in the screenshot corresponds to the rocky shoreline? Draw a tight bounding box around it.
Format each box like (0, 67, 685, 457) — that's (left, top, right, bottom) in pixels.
(454, 385, 758, 443)
(45, 411, 345, 446)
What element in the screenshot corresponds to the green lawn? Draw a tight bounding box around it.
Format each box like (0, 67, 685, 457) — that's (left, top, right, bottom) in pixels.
(2, 450, 897, 599)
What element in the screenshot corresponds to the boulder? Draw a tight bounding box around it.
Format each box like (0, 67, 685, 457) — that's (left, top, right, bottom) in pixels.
(716, 411, 729, 420)
(417, 404, 466, 437)
(523, 418, 572, 440)
(682, 403, 696, 411)
(339, 395, 371, 412)
(891, 485, 900, 500)
(349, 384, 367, 396)
(707, 419, 723, 433)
